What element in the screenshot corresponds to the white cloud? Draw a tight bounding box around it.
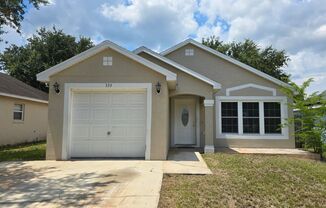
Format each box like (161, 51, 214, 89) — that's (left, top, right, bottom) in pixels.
(100, 0, 198, 50)
(1, 0, 325, 93)
(314, 24, 326, 38)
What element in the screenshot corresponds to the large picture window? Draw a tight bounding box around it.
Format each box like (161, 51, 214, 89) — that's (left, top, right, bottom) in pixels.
(221, 102, 238, 133)
(219, 98, 287, 139)
(242, 102, 260, 134)
(264, 102, 281, 134)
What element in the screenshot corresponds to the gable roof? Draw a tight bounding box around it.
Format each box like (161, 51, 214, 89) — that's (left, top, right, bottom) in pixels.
(161, 38, 291, 88)
(133, 46, 221, 90)
(0, 73, 48, 103)
(37, 40, 177, 83)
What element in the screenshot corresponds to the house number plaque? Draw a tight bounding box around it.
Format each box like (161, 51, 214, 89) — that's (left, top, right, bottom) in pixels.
(105, 83, 113, 88)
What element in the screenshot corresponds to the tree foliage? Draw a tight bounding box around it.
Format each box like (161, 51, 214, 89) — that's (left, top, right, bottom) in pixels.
(282, 79, 326, 158)
(0, 0, 48, 41)
(202, 36, 290, 82)
(0, 27, 94, 91)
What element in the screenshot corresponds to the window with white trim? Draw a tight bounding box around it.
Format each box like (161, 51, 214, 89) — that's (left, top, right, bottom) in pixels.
(219, 98, 286, 138)
(185, 48, 194, 56)
(103, 56, 112, 66)
(221, 102, 238, 133)
(264, 102, 281, 134)
(13, 104, 24, 121)
(242, 102, 260, 134)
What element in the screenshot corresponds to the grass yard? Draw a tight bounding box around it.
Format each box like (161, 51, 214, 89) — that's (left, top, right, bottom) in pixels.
(0, 141, 46, 161)
(159, 153, 326, 208)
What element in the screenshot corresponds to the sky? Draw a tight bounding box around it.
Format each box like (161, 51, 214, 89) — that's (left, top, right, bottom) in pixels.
(1, 0, 326, 94)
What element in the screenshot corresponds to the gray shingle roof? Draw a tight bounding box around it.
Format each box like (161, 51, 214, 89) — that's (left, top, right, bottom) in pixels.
(0, 73, 48, 101)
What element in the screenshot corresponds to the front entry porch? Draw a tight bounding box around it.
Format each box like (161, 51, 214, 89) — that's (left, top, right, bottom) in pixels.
(170, 96, 202, 148)
(169, 95, 215, 153)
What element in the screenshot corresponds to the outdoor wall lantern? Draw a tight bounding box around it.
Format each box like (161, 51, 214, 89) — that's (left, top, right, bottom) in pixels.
(155, 81, 161, 94)
(53, 82, 60, 94)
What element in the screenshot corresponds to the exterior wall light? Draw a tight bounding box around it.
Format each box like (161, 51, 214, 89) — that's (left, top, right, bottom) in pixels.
(155, 81, 161, 94)
(53, 82, 60, 94)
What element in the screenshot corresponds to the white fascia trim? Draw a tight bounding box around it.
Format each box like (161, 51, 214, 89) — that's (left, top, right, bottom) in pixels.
(226, 83, 277, 96)
(161, 39, 291, 89)
(0, 92, 48, 104)
(37, 40, 176, 82)
(216, 96, 289, 140)
(134, 46, 221, 89)
(62, 82, 152, 160)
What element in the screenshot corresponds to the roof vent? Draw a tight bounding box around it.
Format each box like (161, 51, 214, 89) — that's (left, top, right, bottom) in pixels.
(103, 56, 113, 66)
(185, 49, 194, 56)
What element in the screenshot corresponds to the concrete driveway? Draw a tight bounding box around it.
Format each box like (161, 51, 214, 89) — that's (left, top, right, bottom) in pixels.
(0, 151, 211, 208)
(0, 160, 163, 208)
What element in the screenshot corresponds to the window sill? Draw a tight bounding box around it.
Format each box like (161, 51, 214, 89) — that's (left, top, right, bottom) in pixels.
(13, 120, 24, 124)
(217, 133, 288, 139)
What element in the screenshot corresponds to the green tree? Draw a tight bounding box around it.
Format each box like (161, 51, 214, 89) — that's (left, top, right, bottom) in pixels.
(202, 36, 290, 82)
(0, 27, 94, 92)
(282, 78, 326, 159)
(0, 0, 48, 41)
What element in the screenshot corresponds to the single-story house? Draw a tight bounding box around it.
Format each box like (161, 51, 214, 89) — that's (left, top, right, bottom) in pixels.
(37, 39, 295, 160)
(0, 73, 48, 146)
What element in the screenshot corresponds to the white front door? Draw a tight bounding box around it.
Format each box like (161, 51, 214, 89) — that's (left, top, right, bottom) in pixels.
(173, 98, 196, 145)
(70, 91, 147, 158)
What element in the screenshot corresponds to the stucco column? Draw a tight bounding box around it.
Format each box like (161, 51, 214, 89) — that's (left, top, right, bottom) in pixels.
(204, 99, 215, 153)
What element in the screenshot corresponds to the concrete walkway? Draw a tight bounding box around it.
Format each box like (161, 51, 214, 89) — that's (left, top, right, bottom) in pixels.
(163, 150, 212, 174)
(0, 152, 211, 208)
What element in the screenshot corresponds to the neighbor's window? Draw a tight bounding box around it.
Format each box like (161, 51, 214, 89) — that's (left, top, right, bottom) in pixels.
(13, 104, 24, 121)
(185, 48, 194, 56)
(264, 102, 281, 134)
(242, 102, 260, 133)
(221, 102, 238, 133)
(103, 56, 113, 66)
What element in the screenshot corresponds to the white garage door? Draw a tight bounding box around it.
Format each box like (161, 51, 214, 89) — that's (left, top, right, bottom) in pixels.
(70, 91, 147, 158)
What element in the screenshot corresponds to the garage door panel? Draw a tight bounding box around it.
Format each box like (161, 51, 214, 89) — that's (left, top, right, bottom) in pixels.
(72, 108, 90, 122)
(128, 108, 146, 120)
(70, 90, 147, 158)
(89, 142, 110, 157)
(110, 126, 126, 137)
(127, 126, 146, 137)
(91, 108, 108, 121)
(71, 124, 90, 139)
(74, 93, 90, 104)
(111, 94, 129, 105)
(91, 93, 109, 104)
(91, 125, 108, 138)
(71, 142, 90, 157)
(127, 93, 146, 104)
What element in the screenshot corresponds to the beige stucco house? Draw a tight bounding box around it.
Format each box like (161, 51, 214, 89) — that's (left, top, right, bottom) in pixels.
(0, 73, 48, 146)
(37, 39, 295, 160)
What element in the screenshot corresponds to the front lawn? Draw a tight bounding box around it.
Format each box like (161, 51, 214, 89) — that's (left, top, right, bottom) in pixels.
(159, 153, 326, 208)
(0, 141, 46, 161)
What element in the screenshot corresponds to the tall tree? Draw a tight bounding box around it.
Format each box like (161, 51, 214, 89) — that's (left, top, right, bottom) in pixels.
(282, 78, 326, 159)
(202, 36, 290, 82)
(0, 27, 94, 92)
(0, 0, 48, 41)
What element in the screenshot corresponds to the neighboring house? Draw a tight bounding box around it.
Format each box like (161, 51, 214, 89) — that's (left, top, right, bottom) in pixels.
(37, 39, 295, 160)
(0, 73, 48, 146)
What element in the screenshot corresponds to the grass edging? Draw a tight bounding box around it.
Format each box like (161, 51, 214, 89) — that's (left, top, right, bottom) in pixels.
(0, 141, 46, 161)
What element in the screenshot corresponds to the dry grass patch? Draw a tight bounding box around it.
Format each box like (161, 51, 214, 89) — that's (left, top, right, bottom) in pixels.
(159, 153, 326, 208)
